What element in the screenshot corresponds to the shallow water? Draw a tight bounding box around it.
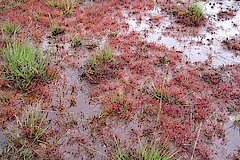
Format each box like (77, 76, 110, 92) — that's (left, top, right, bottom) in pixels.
(125, 1, 240, 158)
(213, 114, 240, 159)
(41, 37, 101, 120)
(125, 1, 240, 67)
(64, 67, 101, 118)
(0, 127, 5, 153)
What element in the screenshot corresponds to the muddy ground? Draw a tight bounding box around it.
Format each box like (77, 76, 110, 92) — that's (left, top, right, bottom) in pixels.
(0, 0, 240, 159)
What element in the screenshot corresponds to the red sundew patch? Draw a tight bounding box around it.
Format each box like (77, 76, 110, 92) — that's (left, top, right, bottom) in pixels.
(157, 0, 206, 27)
(27, 83, 51, 100)
(230, 146, 240, 160)
(0, 0, 239, 159)
(217, 9, 237, 20)
(87, 32, 231, 158)
(194, 97, 214, 122)
(75, 2, 117, 37)
(129, 59, 157, 75)
(31, 29, 42, 42)
(161, 118, 194, 143)
(1, 8, 30, 25)
(0, 90, 23, 124)
(234, 74, 240, 86)
(222, 38, 240, 55)
(38, 16, 50, 26)
(195, 143, 211, 160)
(101, 92, 132, 117)
(50, 8, 62, 18)
(132, 1, 144, 10)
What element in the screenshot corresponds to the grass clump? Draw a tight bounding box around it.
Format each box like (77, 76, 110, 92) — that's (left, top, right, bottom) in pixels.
(62, 0, 76, 15)
(48, 0, 61, 7)
(1, 21, 21, 42)
(47, 0, 78, 15)
(50, 23, 64, 36)
(115, 139, 178, 160)
(101, 90, 130, 117)
(139, 144, 176, 160)
(1, 42, 50, 90)
(1, 105, 47, 160)
(181, 3, 204, 26)
(150, 85, 175, 104)
(150, 84, 186, 106)
(110, 91, 130, 110)
(86, 46, 116, 84)
(1, 21, 21, 36)
(70, 35, 84, 47)
(160, 55, 169, 64)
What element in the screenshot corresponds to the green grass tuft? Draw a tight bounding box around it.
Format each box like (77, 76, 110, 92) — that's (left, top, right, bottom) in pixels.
(47, 0, 78, 15)
(70, 35, 84, 47)
(114, 138, 178, 160)
(48, 0, 60, 7)
(139, 143, 176, 160)
(2, 104, 47, 160)
(86, 46, 116, 83)
(1, 21, 21, 36)
(49, 23, 64, 36)
(182, 3, 204, 26)
(160, 55, 169, 64)
(150, 85, 175, 104)
(1, 42, 50, 90)
(1, 21, 21, 42)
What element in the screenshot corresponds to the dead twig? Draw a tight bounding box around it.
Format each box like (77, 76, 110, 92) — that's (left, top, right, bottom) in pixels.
(191, 122, 202, 160)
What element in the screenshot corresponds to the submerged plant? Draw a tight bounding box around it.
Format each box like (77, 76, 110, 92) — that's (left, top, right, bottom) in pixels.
(2, 105, 47, 159)
(1, 42, 50, 90)
(86, 46, 116, 83)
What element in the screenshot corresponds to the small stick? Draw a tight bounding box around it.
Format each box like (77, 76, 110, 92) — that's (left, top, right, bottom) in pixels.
(191, 122, 202, 160)
(79, 142, 108, 158)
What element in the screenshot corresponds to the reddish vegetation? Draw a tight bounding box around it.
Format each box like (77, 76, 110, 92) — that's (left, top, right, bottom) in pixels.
(217, 9, 237, 20)
(222, 38, 240, 55)
(157, 0, 206, 26)
(231, 146, 240, 160)
(0, 0, 239, 159)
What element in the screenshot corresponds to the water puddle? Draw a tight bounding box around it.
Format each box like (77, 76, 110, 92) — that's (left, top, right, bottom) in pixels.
(0, 127, 6, 154)
(125, 1, 240, 67)
(64, 67, 101, 118)
(39, 36, 103, 158)
(124, 1, 240, 158)
(213, 114, 240, 159)
(226, 114, 240, 149)
(41, 37, 101, 120)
